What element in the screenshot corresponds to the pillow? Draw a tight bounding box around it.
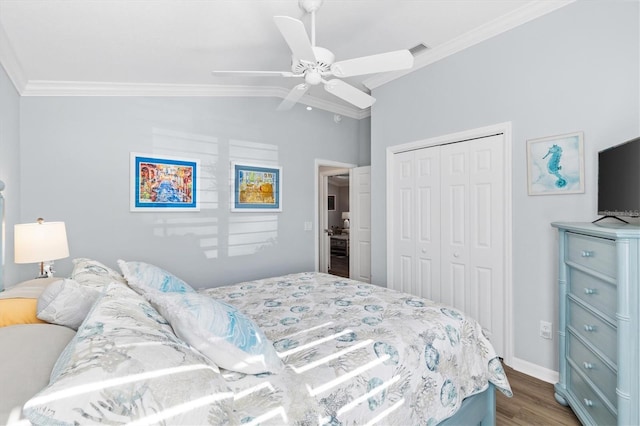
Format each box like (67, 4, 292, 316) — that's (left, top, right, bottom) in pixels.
(71, 257, 127, 288)
(36, 279, 101, 330)
(147, 291, 283, 375)
(0, 278, 59, 327)
(0, 277, 59, 300)
(23, 282, 235, 425)
(118, 260, 195, 294)
(0, 324, 76, 423)
(0, 299, 46, 327)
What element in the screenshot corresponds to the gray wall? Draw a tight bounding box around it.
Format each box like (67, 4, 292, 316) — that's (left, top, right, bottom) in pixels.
(0, 64, 21, 289)
(17, 96, 364, 288)
(370, 1, 639, 372)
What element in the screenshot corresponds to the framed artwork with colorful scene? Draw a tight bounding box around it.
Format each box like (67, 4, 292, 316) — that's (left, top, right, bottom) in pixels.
(231, 162, 282, 212)
(130, 153, 200, 211)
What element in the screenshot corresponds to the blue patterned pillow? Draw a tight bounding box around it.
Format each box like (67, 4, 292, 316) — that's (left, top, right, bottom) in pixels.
(118, 260, 195, 295)
(147, 291, 283, 375)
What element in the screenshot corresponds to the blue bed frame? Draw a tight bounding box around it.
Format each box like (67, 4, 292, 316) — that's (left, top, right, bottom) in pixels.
(439, 383, 496, 425)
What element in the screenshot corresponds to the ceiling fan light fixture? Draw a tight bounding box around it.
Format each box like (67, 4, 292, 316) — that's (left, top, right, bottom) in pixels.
(305, 71, 323, 85)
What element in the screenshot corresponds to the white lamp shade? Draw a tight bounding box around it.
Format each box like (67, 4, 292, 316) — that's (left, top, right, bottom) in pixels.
(14, 221, 69, 264)
(342, 212, 350, 220)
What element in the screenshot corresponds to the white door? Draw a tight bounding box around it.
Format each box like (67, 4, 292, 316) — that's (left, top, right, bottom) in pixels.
(319, 174, 331, 273)
(391, 149, 441, 297)
(350, 166, 371, 282)
(391, 134, 506, 356)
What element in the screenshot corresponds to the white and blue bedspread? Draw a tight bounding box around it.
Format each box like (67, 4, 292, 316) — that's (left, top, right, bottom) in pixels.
(200, 272, 512, 425)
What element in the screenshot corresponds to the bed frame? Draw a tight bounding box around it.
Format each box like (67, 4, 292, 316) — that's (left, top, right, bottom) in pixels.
(440, 383, 496, 425)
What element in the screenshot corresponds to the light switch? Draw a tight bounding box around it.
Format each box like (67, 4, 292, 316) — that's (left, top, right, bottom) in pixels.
(304, 221, 312, 231)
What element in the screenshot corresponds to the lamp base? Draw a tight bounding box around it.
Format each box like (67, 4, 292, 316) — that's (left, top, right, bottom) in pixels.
(36, 261, 55, 278)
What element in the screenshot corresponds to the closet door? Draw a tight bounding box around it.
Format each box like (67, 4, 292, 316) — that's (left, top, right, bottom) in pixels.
(391, 148, 440, 297)
(391, 133, 506, 356)
(441, 134, 505, 353)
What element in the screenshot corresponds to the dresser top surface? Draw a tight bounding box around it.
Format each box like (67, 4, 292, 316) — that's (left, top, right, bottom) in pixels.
(552, 222, 640, 239)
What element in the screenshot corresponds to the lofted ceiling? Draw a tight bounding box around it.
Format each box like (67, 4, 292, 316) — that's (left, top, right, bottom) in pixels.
(0, 0, 572, 118)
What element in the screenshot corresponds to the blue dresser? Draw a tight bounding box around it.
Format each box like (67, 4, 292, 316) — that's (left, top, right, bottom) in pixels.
(552, 222, 640, 425)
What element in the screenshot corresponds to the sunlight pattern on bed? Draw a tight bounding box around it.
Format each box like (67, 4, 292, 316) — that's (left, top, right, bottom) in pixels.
(200, 271, 512, 425)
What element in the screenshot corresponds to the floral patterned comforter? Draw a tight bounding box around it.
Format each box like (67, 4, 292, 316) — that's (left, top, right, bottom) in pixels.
(200, 272, 512, 425)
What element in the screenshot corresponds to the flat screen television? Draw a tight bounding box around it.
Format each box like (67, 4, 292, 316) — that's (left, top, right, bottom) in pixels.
(597, 136, 640, 219)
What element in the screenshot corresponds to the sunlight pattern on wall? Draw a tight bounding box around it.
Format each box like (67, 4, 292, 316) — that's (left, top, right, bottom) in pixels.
(228, 139, 280, 257)
(147, 131, 281, 259)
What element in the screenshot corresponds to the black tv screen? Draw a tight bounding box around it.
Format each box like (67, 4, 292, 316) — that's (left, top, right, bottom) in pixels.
(597, 136, 640, 218)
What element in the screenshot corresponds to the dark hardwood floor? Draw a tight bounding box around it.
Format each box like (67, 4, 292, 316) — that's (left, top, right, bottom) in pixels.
(497, 366, 580, 426)
(328, 254, 349, 278)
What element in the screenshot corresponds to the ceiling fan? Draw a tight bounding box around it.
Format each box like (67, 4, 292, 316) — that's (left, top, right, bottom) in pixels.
(211, 0, 414, 111)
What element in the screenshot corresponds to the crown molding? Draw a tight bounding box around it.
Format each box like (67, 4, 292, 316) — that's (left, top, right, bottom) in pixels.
(19, 80, 369, 119)
(363, 0, 576, 90)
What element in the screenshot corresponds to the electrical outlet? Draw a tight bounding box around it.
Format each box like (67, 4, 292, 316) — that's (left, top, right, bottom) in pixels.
(540, 321, 553, 340)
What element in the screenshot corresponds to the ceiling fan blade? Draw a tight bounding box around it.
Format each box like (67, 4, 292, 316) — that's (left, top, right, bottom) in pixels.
(211, 70, 299, 77)
(274, 16, 316, 63)
(277, 83, 310, 111)
(323, 79, 376, 109)
(330, 49, 414, 78)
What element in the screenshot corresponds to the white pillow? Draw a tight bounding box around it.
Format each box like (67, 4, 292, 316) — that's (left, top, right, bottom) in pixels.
(24, 283, 235, 425)
(118, 260, 195, 295)
(71, 258, 126, 288)
(36, 279, 101, 330)
(147, 291, 283, 375)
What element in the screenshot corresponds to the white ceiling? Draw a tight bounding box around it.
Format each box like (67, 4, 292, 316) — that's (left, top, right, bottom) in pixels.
(0, 0, 572, 118)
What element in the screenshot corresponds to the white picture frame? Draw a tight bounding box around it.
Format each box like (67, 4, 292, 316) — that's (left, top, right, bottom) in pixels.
(527, 132, 585, 196)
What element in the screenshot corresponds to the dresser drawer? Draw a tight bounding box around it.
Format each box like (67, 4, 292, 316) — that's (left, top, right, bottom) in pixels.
(568, 366, 617, 426)
(568, 267, 617, 316)
(566, 232, 616, 278)
(568, 299, 617, 364)
(567, 333, 617, 407)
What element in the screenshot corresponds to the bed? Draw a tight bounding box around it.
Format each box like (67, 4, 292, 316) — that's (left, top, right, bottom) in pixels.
(0, 182, 511, 426)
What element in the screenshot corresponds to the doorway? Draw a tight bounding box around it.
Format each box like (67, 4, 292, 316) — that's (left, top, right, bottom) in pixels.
(315, 160, 356, 278)
(327, 174, 350, 278)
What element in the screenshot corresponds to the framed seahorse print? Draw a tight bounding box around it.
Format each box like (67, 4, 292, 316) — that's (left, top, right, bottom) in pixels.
(527, 132, 585, 195)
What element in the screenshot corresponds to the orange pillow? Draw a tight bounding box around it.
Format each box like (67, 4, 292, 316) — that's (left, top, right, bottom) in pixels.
(0, 298, 47, 327)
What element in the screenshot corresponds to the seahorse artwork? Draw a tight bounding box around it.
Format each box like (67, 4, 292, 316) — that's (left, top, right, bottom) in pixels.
(542, 144, 567, 188)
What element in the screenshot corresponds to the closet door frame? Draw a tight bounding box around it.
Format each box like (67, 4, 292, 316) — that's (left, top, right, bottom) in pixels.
(385, 121, 513, 365)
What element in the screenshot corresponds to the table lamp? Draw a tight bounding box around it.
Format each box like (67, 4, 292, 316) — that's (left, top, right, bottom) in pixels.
(14, 218, 69, 278)
(342, 212, 350, 229)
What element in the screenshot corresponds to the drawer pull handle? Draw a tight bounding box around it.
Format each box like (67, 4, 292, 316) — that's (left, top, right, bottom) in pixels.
(581, 250, 594, 258)
(584, 325, 596, 332)
(583, 362, 594, 369)
(583, 398, 594, 407)
(584, 288, 597, 295)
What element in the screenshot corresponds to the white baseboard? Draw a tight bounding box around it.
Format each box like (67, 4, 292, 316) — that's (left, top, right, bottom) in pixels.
(506, 357, 559, 384)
